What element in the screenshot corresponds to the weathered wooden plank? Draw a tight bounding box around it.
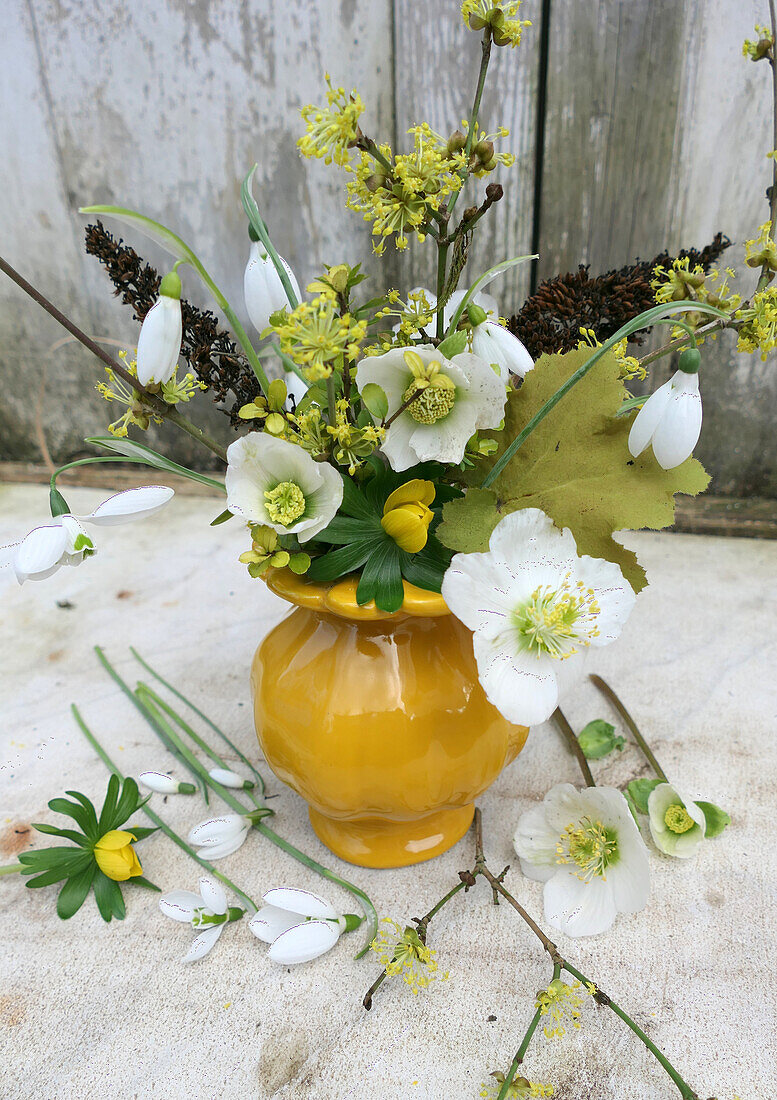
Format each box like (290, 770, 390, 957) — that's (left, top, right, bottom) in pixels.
(391, 0, 540, 312)
(538, 0, 777, 496)
(0, 0, 394, 465)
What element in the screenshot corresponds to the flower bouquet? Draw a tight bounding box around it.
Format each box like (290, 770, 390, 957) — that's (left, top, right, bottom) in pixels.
(2, 4, 774, 867)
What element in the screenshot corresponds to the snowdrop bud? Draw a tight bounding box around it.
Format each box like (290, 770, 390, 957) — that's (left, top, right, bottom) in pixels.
(244, 241, 301, 333)
(471, 320, 535, 381)
(138, 771, 196, 795)
(136, 270, 183, 386)
(208, 767, 255, 790)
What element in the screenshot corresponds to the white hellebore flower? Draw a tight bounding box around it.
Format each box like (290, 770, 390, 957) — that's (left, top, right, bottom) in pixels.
(159, 876, 245, 962)
(471, 320, 534, 381)
(244, 240, 301, 333)
(248, 887, 359, 965)
(187, 812, 252, 860)
(225, 433, 342, 542)
(357, 345, 506, 472)
(136, 270, 183, 386)
(514, 783, 650, 937)
(3, 486, 174, 585)
(628, 355, 702, 470)
(441, 508, 636, 727)
(208, 767, 255, 790)
(647, 782, 707, 858)
(138, 771, 195, 795)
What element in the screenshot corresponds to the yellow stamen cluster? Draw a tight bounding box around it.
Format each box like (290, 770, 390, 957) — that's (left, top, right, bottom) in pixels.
(460, 121, 516, 176)
(576, 329, 645, 382)
(535, 978, 596, 1040)
(664, 803, 696, 835)
(514, 575, 600, 660)
(736, 287, 777, 359)
(461, 0, 532, 48)
(264, 481, 306, 526)
(271, 292, 367, 381)
(744, 221, 777, 273)
(556, 817, 618, 883)
(298, 74, 365, 166)
(347, 126, 466, 254)
(326, 398, 385, 473)
(479, 1073, 554, 1099)
(743, 24, 774, 61)
(96, 352, 162, 437)
(651, 259, 739, 339)
(401, 349, 457, 424)
(370, 918, 447, 995)
(381, 479, 436, 553)
(375, 288, 437, 339)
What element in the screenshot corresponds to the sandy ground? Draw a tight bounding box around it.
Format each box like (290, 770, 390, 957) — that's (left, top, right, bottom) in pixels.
(1, 481, 775, 1100)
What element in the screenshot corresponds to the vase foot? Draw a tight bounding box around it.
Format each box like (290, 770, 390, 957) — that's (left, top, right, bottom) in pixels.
(307, 804, 476, 869)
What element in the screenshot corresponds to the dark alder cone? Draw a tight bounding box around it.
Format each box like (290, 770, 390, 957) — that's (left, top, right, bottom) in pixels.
(508, 233, 731, 359)
(84, 222, 257, 426)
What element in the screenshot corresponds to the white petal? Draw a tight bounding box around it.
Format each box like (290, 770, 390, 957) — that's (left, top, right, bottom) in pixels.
(195, 833, 249, 860)
(244, 243, 300, 332)
(159, 890, 204, 922)
(474, 632, 559, 726)
(268, 920, 340, 964)
(627, 379, 672, 458)
(12, 523, 68, 583)
(379, 409, 419, 472)
(647, 782, 706, 858)
(472, 322, 534, 380)
(572, 554, 636, 645)
(650, 372, 702, 469)
(544, 871, 618, 937)
(487, 508, 576, 570)
(443, 288, 499, 328)
(187, 814, 248, 846)
(262, 887, 338, 921)
(607, 826, 651, 911)
(136, 296, 182, 386)
(138, 771, 180, 794)
(441, 551, 520, 634)
(248, 905, 300, 943)
(181, 924, 223, 963)
(198, 877, 227, 915)
(79, 486, 174, 527)
(225, 432, 325, 525)
(513, 802, 562, 882)
(355, 348, 414, 416)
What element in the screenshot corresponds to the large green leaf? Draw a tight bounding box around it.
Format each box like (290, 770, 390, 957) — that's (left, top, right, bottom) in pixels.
(93, 871, 125, 922)
(47, 796, 97, 839)
(356, 541, 404, 612)
(31, 823, 89, 846)
(307, 540, 380, 582)
(437, 347, 710, 593)
(315, 515, 383, 545)
(57, 864, 97, 920)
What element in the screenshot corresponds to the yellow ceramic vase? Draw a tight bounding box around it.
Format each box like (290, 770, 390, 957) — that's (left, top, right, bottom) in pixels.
(251, 568, 529, 869)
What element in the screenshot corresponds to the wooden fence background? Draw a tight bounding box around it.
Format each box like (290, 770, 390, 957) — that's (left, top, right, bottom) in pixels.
(2, 0, 776, 496)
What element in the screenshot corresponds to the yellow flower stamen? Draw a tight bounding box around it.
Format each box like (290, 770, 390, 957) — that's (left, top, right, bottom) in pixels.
(264, 481, 306, 526)
(535, 977, 596, 1040)
(555, 817, 618, 883)
(664, 803, 696, 834)
(514, 574, 601, 659)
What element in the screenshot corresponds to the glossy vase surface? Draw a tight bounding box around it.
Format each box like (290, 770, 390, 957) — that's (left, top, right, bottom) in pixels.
(251, 568, 529, 869)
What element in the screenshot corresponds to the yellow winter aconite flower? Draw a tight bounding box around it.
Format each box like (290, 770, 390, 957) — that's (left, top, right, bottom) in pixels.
(93, 830, 143, 882)
(535, 977, 596, 1039)
(381, 479, 436, 552)
(272, 293, 367, 380)
(370, 918, 446, 994)
(298, 74, 365, 166)
(736, 287, 777, 359)
(479, 1073, 554, 1098)
(461, 0, 531, 48)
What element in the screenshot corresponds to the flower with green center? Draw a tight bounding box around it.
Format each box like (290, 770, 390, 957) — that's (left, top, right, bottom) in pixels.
(226, 433, 342, 543)
(298, 74, 365, 166)
(535, 977, 596, 1039)
(461, 0, 532, 48)
(514, 783, 649, 937)
(357, 344, 506, 471)
(480, 1073, 554, 1098)
(442, 509, 635, 726)
(93, 829, 143, 882)
(647, 782, 707, 859)
(370, 918, 446, 994)
(381, 479, 436, 552)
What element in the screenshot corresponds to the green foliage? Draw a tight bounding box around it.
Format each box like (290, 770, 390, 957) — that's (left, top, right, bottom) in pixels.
(695, 800, 731, 838)
(577, 719, 625, 760)
(18, 775, 157, 922)
(626, 778, 663, 814)
(437, 348, 710, 592)
(361, 383, 389, 420)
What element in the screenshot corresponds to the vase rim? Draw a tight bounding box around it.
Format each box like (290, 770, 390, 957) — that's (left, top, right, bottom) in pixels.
(265, 567, 451, 621)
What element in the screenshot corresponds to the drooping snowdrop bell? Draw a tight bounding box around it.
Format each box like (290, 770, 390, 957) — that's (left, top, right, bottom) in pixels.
(628, 347, 702, 470)
(248, 887, 361, 964)
(136, 269, 183, 386)
(244, 235, 301, 333)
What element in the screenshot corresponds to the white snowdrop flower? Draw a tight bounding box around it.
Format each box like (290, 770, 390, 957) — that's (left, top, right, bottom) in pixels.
(2, 486, 174, 585)
(647, 782, 707, 859)
(441, 508, 635, 727)
(225, 433, 342, 543)
(248, 887, 360, 965)
(136, 270, 183, 386)
(514, 783, 650, 937)
(244, 241, 301, 333)
(208, 767, 255, 791)
(356, 345, 506, 472)
(187, 813, 252, 860)
(159, 876, 245, 963)
(471, 319, 534, 380)
(138, 771, 195, 795)
(628, 355, 702, 470)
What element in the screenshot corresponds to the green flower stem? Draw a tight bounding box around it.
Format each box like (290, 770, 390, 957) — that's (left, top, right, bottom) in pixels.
(0, 864, 23, 877)
(129, 648, 265, 796)
(636, 316, 732, 370)
(435, 239, 450, 340)
(49, 455, 225, 495)
(552, 707, 595, 787)
(496, 962, 561, 1100)
(562, 962, 698, 1100)
(448, 27, 493, 221)
(481, 300, 730, 489)
(589, 675, 668, 782)
(71, 704, 257, 911)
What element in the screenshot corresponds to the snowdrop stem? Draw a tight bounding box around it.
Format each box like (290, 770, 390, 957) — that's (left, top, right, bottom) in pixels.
(129, 648, 266, 796)
(552, 707, 595, 787)
(0, 864, 23, 877)
(562, 962, 699, 1100)
(496, 963, 561, 1100)
(49, 456, 225, 496)
(589, 675, 668, 782)
(71, 704, 257, 911)
(481, 299, 730, 489)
